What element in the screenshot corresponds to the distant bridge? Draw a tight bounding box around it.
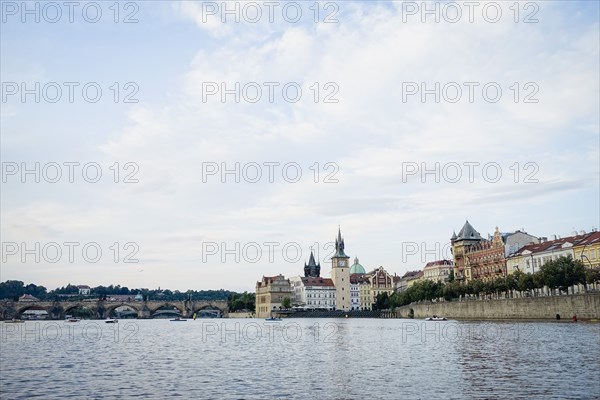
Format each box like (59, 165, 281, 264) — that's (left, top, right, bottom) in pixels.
(0, 300, 228, 320)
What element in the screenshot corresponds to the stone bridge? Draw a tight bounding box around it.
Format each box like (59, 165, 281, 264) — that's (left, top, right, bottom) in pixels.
(0, 299, 229, 320)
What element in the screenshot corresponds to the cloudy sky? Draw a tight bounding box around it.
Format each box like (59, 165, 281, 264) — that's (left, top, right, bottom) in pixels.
(1, 1, 598, 292)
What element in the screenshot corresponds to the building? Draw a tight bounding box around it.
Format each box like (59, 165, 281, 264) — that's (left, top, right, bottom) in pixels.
(304, 251, 321, 277)
(451, 221, 506, 282)
(18, 294, 39, 302)
(370, 266, 395, 304)
(356, 266, 396, 310)
(289, 276, 335, 309)
(450, 220, 485, 282)
(255, 275, 293, 318)
(573, 231, 600, 270)
(77, 285, 91, 295)
(502, 231, 539, 257)
(396, 270, 423, 292)
(507, 231, 600, 275)
(331, 228, 351, 311)
(350, 273, 369, 310)
(349, 257, 367, 310)
(422, 260, 453, 283)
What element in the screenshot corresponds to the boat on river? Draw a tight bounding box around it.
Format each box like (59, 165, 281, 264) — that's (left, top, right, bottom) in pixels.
(4, 319, 25, 323)
(105, 319, 118, 324)
(170, 317, 186, 322)
(425, 316, 447, 321)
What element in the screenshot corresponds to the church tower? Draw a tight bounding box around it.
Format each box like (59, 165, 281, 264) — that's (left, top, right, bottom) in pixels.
(304, 250, 321, 277)
(331, 227, 351, 311)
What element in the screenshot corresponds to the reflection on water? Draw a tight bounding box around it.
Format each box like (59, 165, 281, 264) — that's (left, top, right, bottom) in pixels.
(1, 319, 599, 399)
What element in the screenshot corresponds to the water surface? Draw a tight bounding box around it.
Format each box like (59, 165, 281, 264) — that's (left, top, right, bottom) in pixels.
(1, 319, 599, 399)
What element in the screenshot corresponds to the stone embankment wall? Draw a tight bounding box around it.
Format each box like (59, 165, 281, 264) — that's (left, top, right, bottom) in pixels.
(396, 293, 600, 320)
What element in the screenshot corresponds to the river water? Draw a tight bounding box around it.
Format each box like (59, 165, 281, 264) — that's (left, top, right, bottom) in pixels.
(1, 319, 599, 399)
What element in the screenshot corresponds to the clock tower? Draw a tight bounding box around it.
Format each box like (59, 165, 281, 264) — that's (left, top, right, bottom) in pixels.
(331, 227, 351, 311)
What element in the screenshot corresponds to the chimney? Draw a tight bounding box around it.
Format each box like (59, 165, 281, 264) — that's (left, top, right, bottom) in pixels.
(540, 237, 547, 243)
(580, 230, 586, 235)
(551, 235, 557, 241)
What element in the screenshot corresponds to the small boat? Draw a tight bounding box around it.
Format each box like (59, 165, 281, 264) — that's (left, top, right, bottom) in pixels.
(65, 317, 81, 323)
(425, 316, 447, 321)
(105, 319, 118, 324)
(265, 317, 282, 321)
(170, 317, 186, 322)
(4, 319, 25, 323)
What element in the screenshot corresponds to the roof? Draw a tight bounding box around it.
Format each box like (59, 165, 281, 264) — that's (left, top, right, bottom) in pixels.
(18, 294, 39, 301)
(575, 231, 600, 247)
(510, 232, 599, 257)
(401, 270, 422, 280)
(454, 220, 483, 241)
(301, 277, 334, 287)
(256, 275, 288, 288)
(333, 227, 349, 258)
(350, 257, 366, 275)
(350, 274, 370, 284)
(424, 260, 452, 269)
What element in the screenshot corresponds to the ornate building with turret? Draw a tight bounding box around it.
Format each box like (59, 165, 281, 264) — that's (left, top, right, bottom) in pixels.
(451, 221, 506, 282)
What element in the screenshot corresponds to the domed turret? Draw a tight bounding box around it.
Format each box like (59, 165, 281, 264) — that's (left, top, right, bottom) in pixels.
(350, 257, 366, 275)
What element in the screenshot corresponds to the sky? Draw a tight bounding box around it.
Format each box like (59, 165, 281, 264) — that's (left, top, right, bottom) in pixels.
(1, 0, 599, 292)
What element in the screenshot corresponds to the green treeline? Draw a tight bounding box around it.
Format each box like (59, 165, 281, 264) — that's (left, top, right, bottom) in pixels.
(0, 281, 255, 311)
(374, 256, 599, 310)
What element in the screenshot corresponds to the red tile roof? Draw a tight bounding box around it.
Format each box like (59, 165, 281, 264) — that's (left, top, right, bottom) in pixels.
(301, 277, 334, 287)
(424, 260, 452, 269)
(512, 232, 599, 256)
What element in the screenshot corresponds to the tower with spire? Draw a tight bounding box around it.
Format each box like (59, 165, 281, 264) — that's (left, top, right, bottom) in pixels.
(304, 251, 321, 277)
(331, 227, 351, 311)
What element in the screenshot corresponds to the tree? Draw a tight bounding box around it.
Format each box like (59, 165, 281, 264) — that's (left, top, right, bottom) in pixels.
(282, 297, 292, 309)
(373, 292, 391, 310)
(0, 280, 25, 300)
(585, 268, 600, 288)
(448, 270, 455, 283)
(538, 256, 586, 294)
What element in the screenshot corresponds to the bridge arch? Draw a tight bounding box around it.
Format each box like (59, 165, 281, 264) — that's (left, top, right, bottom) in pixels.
(193, 304, 225, 318)
(149, 303, 184, 318)
(105, 303, 140, 318)
(62, 303, 95, 319)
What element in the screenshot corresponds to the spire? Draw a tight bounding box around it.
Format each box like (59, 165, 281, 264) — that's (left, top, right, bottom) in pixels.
(354, 256, 358, 265)
(308, 251, 316, 266)
(333, 227, 349, 258)
(304, 249, 321, 277)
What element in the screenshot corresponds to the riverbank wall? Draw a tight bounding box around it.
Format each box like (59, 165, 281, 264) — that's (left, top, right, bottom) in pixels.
(395, 293, 600, 320)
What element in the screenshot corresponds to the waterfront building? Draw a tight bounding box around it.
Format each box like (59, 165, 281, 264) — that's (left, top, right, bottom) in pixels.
(451, 222, 506, 282)
(356, 266, 396, 310)
(572, 231, 600, 270)
(396, 270, 423, 292)
(349, 257, 366, 310)
(502, 231, 539, 257)
(255, 274, 293, 318)
(351, 273, 369, 310)
(331, 228, 351, 311)
(289, 275, 336, 309)
(422, 260, 453, 283)
(370, 266, 395, 304)
(507, 231, 600, 275)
